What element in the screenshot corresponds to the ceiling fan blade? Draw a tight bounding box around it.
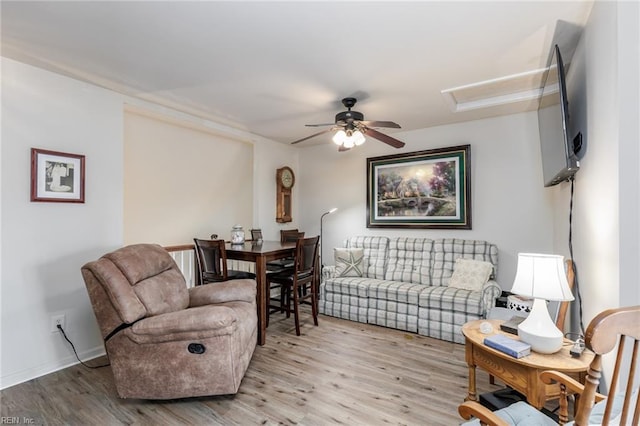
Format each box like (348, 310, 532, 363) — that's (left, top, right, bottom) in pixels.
(365, 128, 406, 149)
(338, 145, 351, 152)
(305, 123, 336, 127)
(290, 128, 335, 144)
(360, 120, 401, 129)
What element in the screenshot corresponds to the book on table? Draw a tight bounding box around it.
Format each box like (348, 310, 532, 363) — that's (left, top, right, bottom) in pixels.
(483, 334, 531, 358)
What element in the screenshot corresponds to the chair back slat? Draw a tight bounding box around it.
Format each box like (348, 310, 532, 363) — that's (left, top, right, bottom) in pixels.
(633, 375, 640, 426)
(619, 339, 638, 426)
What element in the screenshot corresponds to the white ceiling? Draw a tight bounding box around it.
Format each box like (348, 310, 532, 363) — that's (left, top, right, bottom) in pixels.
(1, 1, 593, 147)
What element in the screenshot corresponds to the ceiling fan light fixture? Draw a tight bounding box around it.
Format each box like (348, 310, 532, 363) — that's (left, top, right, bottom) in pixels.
(353, 130, 366, 146)
(291, 96, 404, 150)
(343, 138, 355, 149)
(332, 130, 347, 145)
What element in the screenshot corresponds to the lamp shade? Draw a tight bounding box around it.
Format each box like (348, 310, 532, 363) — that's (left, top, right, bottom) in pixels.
(333, 130, 346, 145)
(352, 130, 366, 146)
(511, 253, 574, 301)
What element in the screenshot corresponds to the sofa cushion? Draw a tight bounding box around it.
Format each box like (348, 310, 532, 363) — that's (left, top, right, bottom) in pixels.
(448, 258, 493, 291)
(323, 276, 385, 298)
(418, 285, 485, 315)
(346, 236, 389, 279)
(334, 248, 365, 277)
(431, 239, 498, 287)
(367, 280, 426, 304)
(460, 401, 557, 426)
(385, 238, 434, 285)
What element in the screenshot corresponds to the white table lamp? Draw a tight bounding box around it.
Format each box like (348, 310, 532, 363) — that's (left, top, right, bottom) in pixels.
(511, 253, 574, 354)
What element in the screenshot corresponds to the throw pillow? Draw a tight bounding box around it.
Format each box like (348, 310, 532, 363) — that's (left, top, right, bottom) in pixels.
(334, 248, 365, 277)
(448, 258, 493, 291)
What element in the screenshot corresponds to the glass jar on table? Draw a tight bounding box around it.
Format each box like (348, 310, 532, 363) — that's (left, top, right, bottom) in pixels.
(230, 225, 245, 244)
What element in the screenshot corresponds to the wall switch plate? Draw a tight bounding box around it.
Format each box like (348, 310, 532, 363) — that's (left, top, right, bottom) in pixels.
(50, 314, 66, 333)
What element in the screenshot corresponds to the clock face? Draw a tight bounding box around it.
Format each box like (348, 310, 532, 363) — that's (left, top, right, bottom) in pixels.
(281, 168, 294, 188)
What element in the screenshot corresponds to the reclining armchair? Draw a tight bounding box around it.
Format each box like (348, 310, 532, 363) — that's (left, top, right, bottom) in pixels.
(81, 243, 257, 399)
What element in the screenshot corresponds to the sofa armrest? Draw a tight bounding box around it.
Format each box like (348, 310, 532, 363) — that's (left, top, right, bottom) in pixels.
(189, 279, 257, 307)
(481, 280, 502, 316)
(322, 265, 337, 280)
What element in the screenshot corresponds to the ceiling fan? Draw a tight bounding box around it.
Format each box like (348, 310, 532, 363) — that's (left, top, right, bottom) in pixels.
(290, 97, 405, 151)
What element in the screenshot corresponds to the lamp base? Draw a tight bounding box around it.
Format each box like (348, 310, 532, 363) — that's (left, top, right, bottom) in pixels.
(517, 298, 564, 354)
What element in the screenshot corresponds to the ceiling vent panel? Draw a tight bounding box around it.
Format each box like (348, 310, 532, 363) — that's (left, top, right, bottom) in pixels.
(441, 68, 548, 112)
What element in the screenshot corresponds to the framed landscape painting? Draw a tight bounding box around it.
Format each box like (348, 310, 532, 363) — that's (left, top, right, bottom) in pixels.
(367, 145, 471, 229)
(31, 148, 85, 203)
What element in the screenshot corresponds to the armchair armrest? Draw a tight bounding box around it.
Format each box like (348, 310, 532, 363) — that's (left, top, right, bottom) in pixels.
(539, 369, 605, 424)
(189, 279, 256, 307)
(541, 369, 606, 402)
(458, 401, 509, 426)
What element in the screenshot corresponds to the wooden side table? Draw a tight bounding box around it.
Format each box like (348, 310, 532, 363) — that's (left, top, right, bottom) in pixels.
(462, 319, 594, 409)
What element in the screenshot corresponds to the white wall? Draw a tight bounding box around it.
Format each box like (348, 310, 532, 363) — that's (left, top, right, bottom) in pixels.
(123, 108, 254, 245)
(0, 58, 298, 389)
(1, 58, 124, 388)
(298, 112, 555, 288)
(550, 0, 639, 392)
(251, 137, 300, 241)
(615, 0, 640, 310)
(556, 0, 640, 338)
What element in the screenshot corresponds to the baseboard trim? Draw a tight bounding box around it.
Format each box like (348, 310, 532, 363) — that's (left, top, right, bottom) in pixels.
(0, 345, 106, 390)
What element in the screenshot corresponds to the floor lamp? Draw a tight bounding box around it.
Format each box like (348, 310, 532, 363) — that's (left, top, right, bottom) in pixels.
(319, 208, 338, 270)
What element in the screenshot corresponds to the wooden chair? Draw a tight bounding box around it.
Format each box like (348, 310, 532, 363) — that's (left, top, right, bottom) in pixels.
(250, 228, 263, 242)
(193, 238, 256, 285)
(266, 236, 320, 335)
(459, 305, 640, 425)
(280, 229, 303, 242)
(266, 229, 304, 272)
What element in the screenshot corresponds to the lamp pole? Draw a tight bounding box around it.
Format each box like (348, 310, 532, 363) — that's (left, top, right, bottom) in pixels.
(319, 208, 338, 270)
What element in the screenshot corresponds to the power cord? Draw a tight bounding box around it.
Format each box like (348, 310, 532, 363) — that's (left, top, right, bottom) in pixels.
(57, 324, 110, 369)
(568, 177, 586, 335)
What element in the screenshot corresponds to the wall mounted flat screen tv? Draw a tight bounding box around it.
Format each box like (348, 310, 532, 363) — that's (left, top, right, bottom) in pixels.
(538, 44, 580, 187)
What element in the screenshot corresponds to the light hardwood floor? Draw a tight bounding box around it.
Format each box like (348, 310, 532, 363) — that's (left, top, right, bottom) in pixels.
(1, 312, 501, 425)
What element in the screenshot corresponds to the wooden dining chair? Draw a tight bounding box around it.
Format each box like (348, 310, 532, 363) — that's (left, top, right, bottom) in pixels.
(280, 229, 302, 242)
(193, 238, 256, 285)
(250, 228, 263, 242)
(266, 229, 304, 272)
(266, 236, 320, 335)
(459, 305, 640, 426)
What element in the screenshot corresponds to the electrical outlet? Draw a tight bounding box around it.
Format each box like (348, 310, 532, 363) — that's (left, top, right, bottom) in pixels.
(50, 314, 66, 333)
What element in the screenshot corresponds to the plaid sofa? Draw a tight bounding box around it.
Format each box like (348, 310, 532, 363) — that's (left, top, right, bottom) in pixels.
(319, 236, 501, 344)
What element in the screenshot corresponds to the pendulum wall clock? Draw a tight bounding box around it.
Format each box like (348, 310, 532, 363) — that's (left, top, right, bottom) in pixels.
(276, 166, 294, 223)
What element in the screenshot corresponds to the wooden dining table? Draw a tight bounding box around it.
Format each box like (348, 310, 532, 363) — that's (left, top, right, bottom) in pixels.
(225, 240, 296, 345)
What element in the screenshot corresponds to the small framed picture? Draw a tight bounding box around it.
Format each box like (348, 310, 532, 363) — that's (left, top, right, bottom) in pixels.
(31, 148, 85, 203)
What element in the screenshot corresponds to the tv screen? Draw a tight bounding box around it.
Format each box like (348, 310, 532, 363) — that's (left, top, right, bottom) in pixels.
(537, 45, 579, 187)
